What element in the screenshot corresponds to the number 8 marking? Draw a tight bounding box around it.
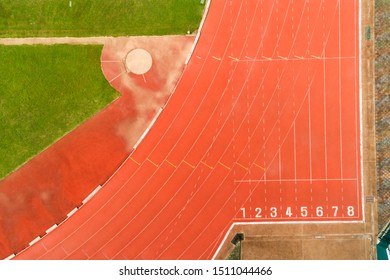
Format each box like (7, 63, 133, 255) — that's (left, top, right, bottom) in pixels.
(347, 206, 354, 217)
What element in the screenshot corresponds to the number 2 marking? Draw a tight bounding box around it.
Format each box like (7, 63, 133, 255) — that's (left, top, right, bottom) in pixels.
(255, 207, 262, 218)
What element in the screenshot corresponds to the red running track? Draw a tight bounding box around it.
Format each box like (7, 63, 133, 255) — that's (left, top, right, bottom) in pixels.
(14, 0, 362, 260)
(0, 36, 193, 259)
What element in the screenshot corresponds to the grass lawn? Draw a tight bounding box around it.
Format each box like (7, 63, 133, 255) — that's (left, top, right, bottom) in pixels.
(0, 0, 205, 37)
(0, 45, 120, 179)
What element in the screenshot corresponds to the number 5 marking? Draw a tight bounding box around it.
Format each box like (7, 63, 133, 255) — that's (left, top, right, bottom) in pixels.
(300, 206, 308, 217)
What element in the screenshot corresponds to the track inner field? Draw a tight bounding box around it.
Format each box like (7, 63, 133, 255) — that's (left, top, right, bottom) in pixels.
(14, 0, 361, 260)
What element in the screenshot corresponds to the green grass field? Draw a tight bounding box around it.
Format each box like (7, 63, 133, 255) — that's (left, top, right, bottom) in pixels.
(0, 45, 119, 179)
(0, 0, 204, 37)
(0, 1, 204, 179)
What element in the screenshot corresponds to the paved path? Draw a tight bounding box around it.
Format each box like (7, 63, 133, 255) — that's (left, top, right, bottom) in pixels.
(0, 37, 114, 45)
(0, 35, 187, 45)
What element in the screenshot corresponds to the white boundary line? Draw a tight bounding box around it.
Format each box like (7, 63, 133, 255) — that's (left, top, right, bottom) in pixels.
(185, 0, 212, 65)
(359, 0, 364, 223)
(133, 0, 212, 151)
(4, 254, 15, 260)
(9, 0, 368, 260)
(28, 236, 42, 247)
(133, 108, 163, 150)
(66, 207, 78, 218)
(82, 185, 102, 204)
(45, 224, 58, 234)
(7, 1, 214, 260)
(212, 0, 366, 260)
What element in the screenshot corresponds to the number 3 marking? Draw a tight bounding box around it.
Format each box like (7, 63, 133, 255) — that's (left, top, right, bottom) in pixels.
(270, 207, 277, 218)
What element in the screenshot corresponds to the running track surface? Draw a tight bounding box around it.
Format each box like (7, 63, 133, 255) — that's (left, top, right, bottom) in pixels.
(0, 36, 193, 259)
(14, 0, 361, 260)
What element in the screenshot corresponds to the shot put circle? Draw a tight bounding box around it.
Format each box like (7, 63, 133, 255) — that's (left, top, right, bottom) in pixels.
(125, 48, 153, 75)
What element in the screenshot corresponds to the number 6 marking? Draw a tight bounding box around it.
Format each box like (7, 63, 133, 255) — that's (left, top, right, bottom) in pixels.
(316, 206, 323, 217)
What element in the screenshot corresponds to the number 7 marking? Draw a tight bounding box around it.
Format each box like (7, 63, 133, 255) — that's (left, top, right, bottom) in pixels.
(332, 206, 338, 217)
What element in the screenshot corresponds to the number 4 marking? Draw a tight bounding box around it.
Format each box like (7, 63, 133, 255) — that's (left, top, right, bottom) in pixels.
(285, 207, 292, 217)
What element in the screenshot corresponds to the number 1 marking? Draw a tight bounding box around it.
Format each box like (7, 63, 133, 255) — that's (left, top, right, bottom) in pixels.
(240, 208, 246, 218)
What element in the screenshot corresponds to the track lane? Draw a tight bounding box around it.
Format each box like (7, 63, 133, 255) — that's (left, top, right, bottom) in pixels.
(14, 0, 361, 260)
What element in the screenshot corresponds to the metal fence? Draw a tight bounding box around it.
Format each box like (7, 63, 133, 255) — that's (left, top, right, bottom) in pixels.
(375, 0, 390, 231)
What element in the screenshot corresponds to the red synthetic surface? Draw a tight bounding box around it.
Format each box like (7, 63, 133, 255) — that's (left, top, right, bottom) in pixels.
(0, 36, 193, 259)
(14, 0, 361, 260)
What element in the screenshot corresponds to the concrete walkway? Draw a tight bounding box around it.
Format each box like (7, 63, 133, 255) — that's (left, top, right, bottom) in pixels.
(0, 35, 189, 45)
(0, 36, 113, 45)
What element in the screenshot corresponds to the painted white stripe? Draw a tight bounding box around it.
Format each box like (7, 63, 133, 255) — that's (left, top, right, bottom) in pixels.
(82, 185, 102, 204)
(45, 224, 58, 234)
(133, 108, 163, 150)
(4, 254, 16, 260)
(29, 236, 41, 246)
(67, 207, 78, 218)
